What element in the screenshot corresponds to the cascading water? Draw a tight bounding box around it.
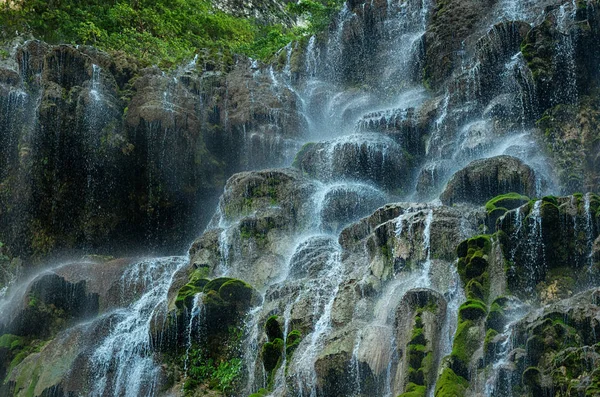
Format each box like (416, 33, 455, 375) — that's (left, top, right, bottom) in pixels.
(4, 0, 597, 395)
(183, 293, 205, 377)
(483, 300, 530, 397)
(89, 257, 187, 397)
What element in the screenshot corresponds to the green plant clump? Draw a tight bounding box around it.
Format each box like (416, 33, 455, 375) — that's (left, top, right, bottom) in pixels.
(0, 0, 345, 67)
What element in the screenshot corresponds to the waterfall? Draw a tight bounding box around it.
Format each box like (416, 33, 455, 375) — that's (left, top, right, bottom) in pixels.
(3, 0, 598, 395)
(183, 293, 205, 377)
(483, 301, 530, 397)
(89, 257, 187, 397)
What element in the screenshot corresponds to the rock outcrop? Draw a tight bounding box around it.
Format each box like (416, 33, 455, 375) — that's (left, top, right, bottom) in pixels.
(440, 155, 540, 206)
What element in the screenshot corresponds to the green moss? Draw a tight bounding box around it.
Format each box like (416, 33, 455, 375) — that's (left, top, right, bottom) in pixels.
(541, 195, 558, 205)
(262, 338, 284, 372)
(265, 315, 283, 342)
(465, 256, 488, 279)
(458, 300, 487, 321)
(0, 334, 22, 350)
(456, 240, 469, 258)
(434, 368, 468, 397)
(409, 328, 427, 346)
(450, 320, 480, 371)
(203, 277, 235, 293)
(486, 302, 506, 332)
(485, 193, 530, 212)
(465, 280, 484, 300)
(399, 382, 426, 397)
(218, 279, 254, 302)
(522, 367, 542, 392)
(249, 389, 269, 397)
(286, 330, 302, 357)
(483, 328, 499, 361)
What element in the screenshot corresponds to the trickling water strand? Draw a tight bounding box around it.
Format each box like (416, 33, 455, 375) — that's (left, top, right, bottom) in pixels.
(526, 200, 545, 292)
(350, 328, 364, 396)
(584, 193, 595, 277)
(416, 209, 435, 286)
(242, 305, 264, 395)
(553, 1, 578, 105)
(90, 64, 101, 101)
(183, 293, 205, 377)
(483, 301, 529, 396)
(290, 243, 344, 397)
(89, 257, 187, 397)
(305, 36, 319, 78)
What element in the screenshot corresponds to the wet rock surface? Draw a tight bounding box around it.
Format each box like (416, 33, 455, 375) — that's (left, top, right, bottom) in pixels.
(440, 155, 540, 206)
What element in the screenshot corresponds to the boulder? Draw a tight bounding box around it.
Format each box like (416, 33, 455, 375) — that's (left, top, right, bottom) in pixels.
(440, 155, 539, 206)
(293, 134, 413, 192)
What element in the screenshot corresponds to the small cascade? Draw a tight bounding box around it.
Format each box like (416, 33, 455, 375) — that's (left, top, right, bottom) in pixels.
(584, 193, 595, 277)
(498, 0, 522, 21)
(242, 305, 264, 395)
(89, 257, 187, 397)
(301, 133, 405, 189)
(289, 241, 344, 397)
(529, 200, 544, 257)
(417, 209, 434, 286)
(309, 181, 388, 233)
(349, 327, 364, 396)
(183, 293, 205, 377)
(384, 0, 432, 86)
(553, 1, 579, 105)
(305, 36, 319, 78)
(502, 52, 539, 126)
(483, 300, 529, 397)
(90, 64, 101, 101)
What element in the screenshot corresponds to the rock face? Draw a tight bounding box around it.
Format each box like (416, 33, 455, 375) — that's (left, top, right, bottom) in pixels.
(499, 194, 600, 301)
(293, 134, 417, 193)
(3, 0, 600, 395)
(0, 40, 302, 261)
(440, 156, 540, 206)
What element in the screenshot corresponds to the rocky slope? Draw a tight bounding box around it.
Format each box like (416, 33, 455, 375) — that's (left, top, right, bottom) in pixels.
(1, 0, 600, 396)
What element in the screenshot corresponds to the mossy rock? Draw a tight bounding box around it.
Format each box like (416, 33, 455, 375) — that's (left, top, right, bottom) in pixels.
(292, 142, 316, 169)
(483, 328, 499, 362)
(262, 338, 284, 372)
(541, 195, 558, 205)
(408, 343, 427, 368)
(399, 382, 426, 397)
(485, 193, 530, 212)
(468, 235, 492, 252)
(265, 315, 283, 342)
(522, 366, 542, 393)
(459, 300, 487, 321)
(465, 256, 488, 279)
(434, 367, 468, 397)
(218, 279, 254, 303)
(485, 302, 506, 332)
(203, 289, 226, 308)
(407, 367, 426, 387)
(585, 369, 600, 396)
(0, 334, 23, 350)
(203, 277, 235, 293)
(456, 240, 469, 258)
(286, 330, 301, 356)
(409, 327, 427, 346)
(450, 320, 482, 377)
(487, 207, 508, 230)
(466, 280, 485, 300)
(175, 283, 205, 309)
(188, 266, 210, 284)
(249, 388, 269, 397)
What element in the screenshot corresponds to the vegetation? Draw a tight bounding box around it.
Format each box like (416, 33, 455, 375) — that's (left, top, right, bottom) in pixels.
(0, 0, 345, 67)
